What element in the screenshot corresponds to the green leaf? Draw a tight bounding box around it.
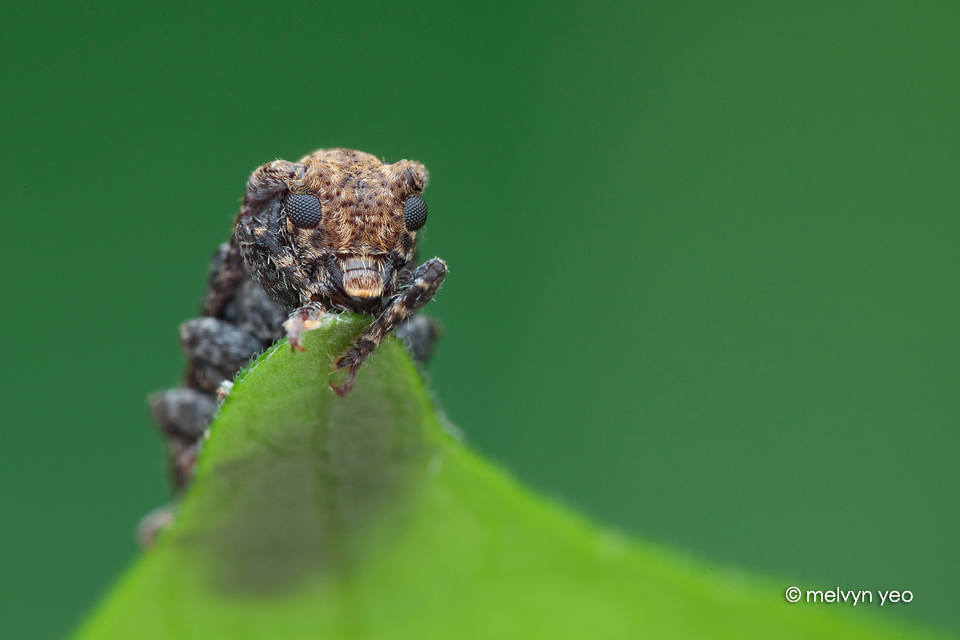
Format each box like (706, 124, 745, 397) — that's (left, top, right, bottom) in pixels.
(73, 314, 946, 639)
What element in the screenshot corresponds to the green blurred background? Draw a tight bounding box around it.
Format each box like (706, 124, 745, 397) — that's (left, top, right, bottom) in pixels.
(1, 1, 957, 637)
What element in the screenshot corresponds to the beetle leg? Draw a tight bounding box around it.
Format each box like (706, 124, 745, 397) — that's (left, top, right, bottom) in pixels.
(331, 258, 447, 396)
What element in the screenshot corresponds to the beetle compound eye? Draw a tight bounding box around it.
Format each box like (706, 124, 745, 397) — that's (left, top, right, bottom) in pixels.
(285, 194, 322, 228)
(404, 195, 428, 231)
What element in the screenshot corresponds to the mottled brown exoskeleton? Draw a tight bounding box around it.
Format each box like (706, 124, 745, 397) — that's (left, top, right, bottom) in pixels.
(142, 149, 445, 545)
(233, 148, 447, 397)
